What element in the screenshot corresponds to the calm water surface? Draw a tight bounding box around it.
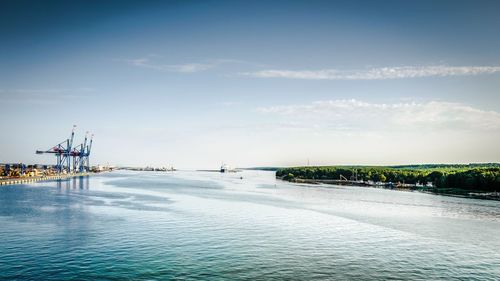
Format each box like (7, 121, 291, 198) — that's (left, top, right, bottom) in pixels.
(1, 170, 499, 280)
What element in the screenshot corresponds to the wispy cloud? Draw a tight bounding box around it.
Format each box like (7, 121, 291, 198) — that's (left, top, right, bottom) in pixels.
(216, 101, 241, 107)
(242, 66, 500, 80)
(0, 88, 94, 104)
(258, 99, 500, 131)
(120, 57, 265, 73)
(122, 57, 214, 73)
(0, 88, 94, 94)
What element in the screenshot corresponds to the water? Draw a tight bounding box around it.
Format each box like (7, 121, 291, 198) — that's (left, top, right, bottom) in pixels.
(1, 170, 499, 280)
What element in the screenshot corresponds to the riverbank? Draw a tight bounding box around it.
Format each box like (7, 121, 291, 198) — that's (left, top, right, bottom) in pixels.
(278, 177, 500, 201)
(276, 164, 500, 200)
(2, 170, 499, 280)
(0, 173, 90, 186)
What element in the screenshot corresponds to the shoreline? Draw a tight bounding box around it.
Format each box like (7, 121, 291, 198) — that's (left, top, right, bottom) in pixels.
(278, 177, 500, 201)
(0, 173, 91, 186)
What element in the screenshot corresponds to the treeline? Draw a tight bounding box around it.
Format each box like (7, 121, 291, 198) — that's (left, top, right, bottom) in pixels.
(276, 165, 500, 192)
(389, 163, 500, 170)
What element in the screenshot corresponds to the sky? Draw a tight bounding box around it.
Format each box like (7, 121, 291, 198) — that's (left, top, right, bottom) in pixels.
(1, 0, 500, 168)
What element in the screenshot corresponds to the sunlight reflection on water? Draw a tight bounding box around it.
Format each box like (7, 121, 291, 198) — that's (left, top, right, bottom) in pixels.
(1, 171, 499, 280)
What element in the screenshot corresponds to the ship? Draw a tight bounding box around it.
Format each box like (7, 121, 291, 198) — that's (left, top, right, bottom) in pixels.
(220, 164, 231, 173)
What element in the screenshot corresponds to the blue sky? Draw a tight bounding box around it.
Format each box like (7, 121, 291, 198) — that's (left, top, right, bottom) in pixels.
(1, 0, 500, 168)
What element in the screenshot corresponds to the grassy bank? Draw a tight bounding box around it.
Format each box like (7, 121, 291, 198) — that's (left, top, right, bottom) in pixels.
(276, 164, 500, 199)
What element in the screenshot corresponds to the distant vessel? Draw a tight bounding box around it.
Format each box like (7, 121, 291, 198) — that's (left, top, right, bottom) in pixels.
(220, 164, 231, 173)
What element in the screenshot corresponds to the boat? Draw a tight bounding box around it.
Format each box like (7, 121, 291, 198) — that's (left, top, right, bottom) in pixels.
(220, 164, 230, 173)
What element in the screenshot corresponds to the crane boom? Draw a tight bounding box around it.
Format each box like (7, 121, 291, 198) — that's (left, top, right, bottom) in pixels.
(35, 125, 93, 174)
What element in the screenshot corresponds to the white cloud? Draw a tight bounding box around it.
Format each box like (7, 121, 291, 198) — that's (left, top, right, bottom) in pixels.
(120, 57, 265, 73)
(170, 63, 213, 73)
(242, 66, 500, 80)
(258, 99, 500, 131)
(217, 101, 241, 107)
(121, 58, 214, 73)
(0, 88, 94, 104)
(0, 88, 94, 94)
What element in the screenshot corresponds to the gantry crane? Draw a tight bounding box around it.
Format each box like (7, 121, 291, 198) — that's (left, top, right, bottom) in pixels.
(81, 133, 93, 172)
(36, 126, 94, 174)
(71, 131, 87, 173)
(71, 132, 93, 173)
(36, 125, 76, 173)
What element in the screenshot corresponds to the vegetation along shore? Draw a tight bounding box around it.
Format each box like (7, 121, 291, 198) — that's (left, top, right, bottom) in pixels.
(276, 164, 500, 200)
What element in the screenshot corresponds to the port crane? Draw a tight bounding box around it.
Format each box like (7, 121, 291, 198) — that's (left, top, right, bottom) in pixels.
(82, 134, 93, 172)
(36, 125, 93, 174)
(71, 132, 93, 173)
(36, 125, 76, 173)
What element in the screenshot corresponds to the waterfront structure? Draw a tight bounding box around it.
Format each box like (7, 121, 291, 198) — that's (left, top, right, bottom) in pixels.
(36, 126, 93, 174)
(71, 132, 93, 173)
(220, 164, 230, 173)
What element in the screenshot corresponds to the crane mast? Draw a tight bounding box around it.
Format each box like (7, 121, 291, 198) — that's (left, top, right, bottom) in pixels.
(36, 126, 94, 174)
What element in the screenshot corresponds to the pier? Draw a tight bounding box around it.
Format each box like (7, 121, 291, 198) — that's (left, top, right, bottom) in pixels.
(0, 173, 89, 186)
(0, 125, 98, 187)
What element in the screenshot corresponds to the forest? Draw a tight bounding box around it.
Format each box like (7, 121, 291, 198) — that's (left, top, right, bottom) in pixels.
(276, 164, 500, 192)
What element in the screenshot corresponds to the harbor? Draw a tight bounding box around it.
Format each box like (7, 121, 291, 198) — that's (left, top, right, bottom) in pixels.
(0, 125, 108, 187)
(0, 172, 90, 186)
(2, 170, 500, 280)
(1, 1, 500, 280)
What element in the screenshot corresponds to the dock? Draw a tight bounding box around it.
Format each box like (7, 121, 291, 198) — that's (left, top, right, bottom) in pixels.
(0, 173, 89, 186)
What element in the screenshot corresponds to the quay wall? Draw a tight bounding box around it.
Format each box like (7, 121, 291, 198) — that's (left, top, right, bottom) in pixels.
(0, 173, 89, 186)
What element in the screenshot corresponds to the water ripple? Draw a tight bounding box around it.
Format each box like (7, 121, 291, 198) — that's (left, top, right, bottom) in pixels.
(1, 171, 499, 280)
